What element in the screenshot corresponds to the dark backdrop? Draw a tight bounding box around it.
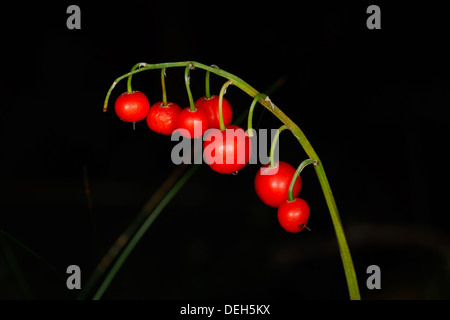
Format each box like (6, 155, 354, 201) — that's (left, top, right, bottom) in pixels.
(1, 1, 449, 300)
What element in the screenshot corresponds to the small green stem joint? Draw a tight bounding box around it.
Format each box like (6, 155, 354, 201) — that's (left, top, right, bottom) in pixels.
(218, 80, 233, 130)
(288, 159, 318, 201)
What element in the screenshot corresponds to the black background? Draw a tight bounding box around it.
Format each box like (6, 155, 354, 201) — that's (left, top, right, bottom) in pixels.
(1, 1, 449, 301)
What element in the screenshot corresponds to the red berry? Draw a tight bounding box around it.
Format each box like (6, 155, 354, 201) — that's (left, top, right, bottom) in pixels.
(195, 95, 233, 129)
(146, 102, 182, 135)
(254, 161, 302, 207)
(114, 91, 150, 122)
(203, 125, 251, 174)
(277, 198, 310, 233)
(176, 107, 209, 138)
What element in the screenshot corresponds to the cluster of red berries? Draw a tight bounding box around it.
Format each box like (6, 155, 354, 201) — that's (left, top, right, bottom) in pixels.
(114, 90, 250, 175)
(255, 161, 310, 233)
(114, 91, 232, 136)
(112, 80, 309, 234)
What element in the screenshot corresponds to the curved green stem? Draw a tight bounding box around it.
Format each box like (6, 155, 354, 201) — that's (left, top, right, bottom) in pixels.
(92, 164, 201, 300)
(103, 61, 361, 300)
(185, 64, 196, 111)
(205, 65, 220, 99)
(247, 93, 267, 137)
(289, 159, 318, 201)
(269, 125, 287, 167)
(218, 80, 233, 131)
(127, 62, 146, 93)
(161, 68, 167, 106)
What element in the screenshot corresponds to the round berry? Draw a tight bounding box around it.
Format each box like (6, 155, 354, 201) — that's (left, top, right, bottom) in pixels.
(176, 107, 209, 139)
(146, 102, 182, 135)
(254, 161, 302, 207)
(114, 91, 150, 122)
(277, 198, 310, 233)
(203, 125, 251, 174)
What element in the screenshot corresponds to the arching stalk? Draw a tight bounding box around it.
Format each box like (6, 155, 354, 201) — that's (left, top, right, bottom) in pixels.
(218, 80, 233, 131)
(269, 124, 287, 167)
(103, 61, 361, 300)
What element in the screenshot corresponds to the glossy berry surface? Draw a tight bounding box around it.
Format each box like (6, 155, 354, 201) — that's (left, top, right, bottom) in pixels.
(176, 107, 209, 138)
(254, 161, 302, 207)
(146, 102, 182, 135)
(203, 125, 251, 174)
(277, 198, 310, 233)
(114, 91, 150, 122)
(195, 95, 233, 129)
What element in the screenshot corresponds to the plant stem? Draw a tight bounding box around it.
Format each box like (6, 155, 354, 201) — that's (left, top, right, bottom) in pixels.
(269, 124, 287, 167)
(204, 65, 220, 99)
(314, 163, 360, 299)
(289, 159, 318, 201)
(185, 64, 196, 111)
(0, 230, 66, 282)
(161, 68, 167, 106)
(127, 63, 145, 93)
(92, 164, 201, 300)
(205, 70, 211, 99)
(1, 233, 33, 298)
(77, 163, 191, 300)
(218, 80, 233, 131)
(247, 93, 267, 137)
(103, 61, 361, 299)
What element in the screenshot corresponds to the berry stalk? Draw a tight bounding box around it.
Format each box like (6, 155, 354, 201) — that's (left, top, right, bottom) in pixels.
(218, 80, 233, 131)
(126, 62, 147, 93)
(205, 69, 211, 99)
(184, 64, 196, 112)
(288, 159, 318, 202)
(161, 68, 167, 106)
(269, 124, 287, 168)
(204, 65, 220, 99)
(247, 93, 267, 137)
